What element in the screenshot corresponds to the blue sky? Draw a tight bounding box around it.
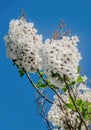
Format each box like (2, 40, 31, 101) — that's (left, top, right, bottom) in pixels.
(0, 0, 91, 130)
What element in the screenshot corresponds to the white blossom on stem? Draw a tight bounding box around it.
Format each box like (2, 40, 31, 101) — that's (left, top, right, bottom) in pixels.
(39, 36, 82, 88)
(48, 94, 79, 129)
(4, 18, 43, 72)
(72, 83, 91, 102)
(48, 82, 91, 129)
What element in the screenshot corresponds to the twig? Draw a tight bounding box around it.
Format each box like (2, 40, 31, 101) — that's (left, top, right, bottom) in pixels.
(37, 69, 66, 105)
(25, 71, 53, 104)
(35, 96, 53, 130)
(37, 70, 75, 129)
(64, 75, 88, 130)
(78, 120, 82, 130)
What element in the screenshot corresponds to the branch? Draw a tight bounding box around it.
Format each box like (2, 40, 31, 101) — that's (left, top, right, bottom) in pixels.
(37, 69, 66, 105)
(37, 70, 76, 129)
(64, 75, 88, 130)
(78, 120, 82, 130)
(35, 96, 53, 130)
(25, 71, 53, 104)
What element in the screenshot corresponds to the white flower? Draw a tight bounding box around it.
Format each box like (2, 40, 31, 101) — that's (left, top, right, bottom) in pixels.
(48, 86, 90, 129)
(71, 35, 79, 44)
(82, 75, 88, 82)
(39, 36, 82, 88)
(4, 18, 43, 72)
(48, 94, 80, 129)
(73, 83, 91, 102)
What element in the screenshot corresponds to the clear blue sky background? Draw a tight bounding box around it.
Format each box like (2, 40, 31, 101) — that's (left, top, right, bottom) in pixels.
(0, 0, 91, 130)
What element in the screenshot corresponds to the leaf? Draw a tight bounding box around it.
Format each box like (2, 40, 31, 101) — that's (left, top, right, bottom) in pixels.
(37, 80, 42, 85)
(58, 126, 61, 129)
(66, 98, 75, 110)
(46, 79, 50, 84)
(62, 87, 67, 92)
(18, 70, 25, 77)
(76, 99, 83, 106)
(88, 107, 91, 113)
(12, 61, 25, 77)
(12, 61, 19, 68)
(39, 71, 44, 76)
(37, 84, 47, 88)
(68, 97, 73, 104)
(66, 103, 75, 110)
(77, 66, 81, 73)
(69, 81, 75, 86)
(36, 80, 47, 88)
(76, 75, 83, 83)
(50, 85, 59, 90)
(84, 115, 89, 120)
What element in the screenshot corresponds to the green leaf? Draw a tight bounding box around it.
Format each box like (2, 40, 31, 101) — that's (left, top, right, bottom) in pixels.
(46, 79, 50, 84)
(62, 87, 67, 92)
(69, 81, 76, 86)
(66, 103, 73, 109)
(66, 98, 75, 110)
(18, 70, 25, 77)
(12, 61, 25, 77)
(37, 80, 42, 85)
(12, 61, 19, 68)
(84, 115, 89, 120)
(76, 99, 91, 120)
(77, 66, 81, 73)
(76, 75, 83, 83)
(36, 80, 47, 88)
(82, 101, 90, 106)
(76, 99, 83, 106)
(69, 97, 73, 104)
(88, 107, 91, 113)
(39, 71, 44, 76)
(58, 126, 61, 129)
(50, 85, 59, 90)
(66, 103, 75, 110)
(37, 84, 47, 88)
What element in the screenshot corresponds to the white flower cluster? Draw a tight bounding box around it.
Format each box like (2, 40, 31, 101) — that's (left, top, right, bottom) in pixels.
(4, 18, 42, 72)
(39, 36, 82, 88)
(48, 83, 91, 129)
(48, 94, 68, 127)
(48, 94, 79, 129)
(72, 83, 91, 102)
(4, 18, 82, 81)
(4, 17, 91, 130)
